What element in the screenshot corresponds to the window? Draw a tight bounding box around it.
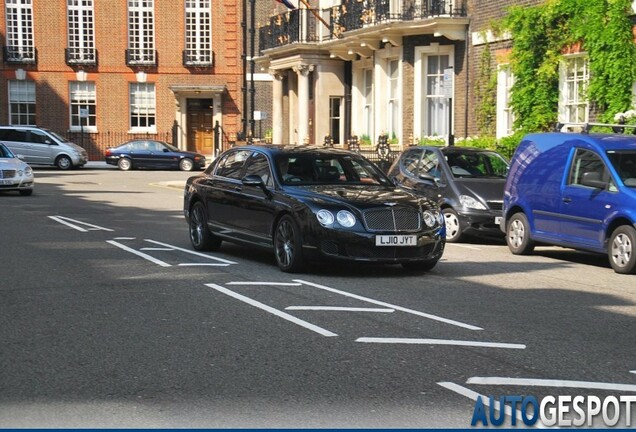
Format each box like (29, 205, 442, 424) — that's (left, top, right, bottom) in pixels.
(496, 64, 515, 138)
(127, 0, 155, 64)
(388, 59, 400, 140)
(401, 149, 422, 177)
(215, 150, 251, 179)
(184, 0, 212, 65)
(329, 97, 342, 145)
(70, 81, 96, 131)
(362, 68, 373, 139)
(4, 0, 35, 62)
(568, 149, 610, 187)
(8, 80, 36, 125)
(129, 83, 156, 132)
(424, 54, 450, 137)
(560, 56, 589, 124)
(244, 152, 273, 187)
(67, 0, 95, 63)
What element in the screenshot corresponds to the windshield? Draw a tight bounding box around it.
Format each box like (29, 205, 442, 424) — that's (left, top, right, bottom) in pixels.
(607, 151, 636, 187)
(445, 151, 509, 178)
(0, 143, 16, 158)
(162, 142, 180, 152)
(44, 129, 69, 143)
(275, 153, 392, 186)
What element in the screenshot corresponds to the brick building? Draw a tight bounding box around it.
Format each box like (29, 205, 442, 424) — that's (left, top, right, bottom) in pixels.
(0, 0, 243, 161)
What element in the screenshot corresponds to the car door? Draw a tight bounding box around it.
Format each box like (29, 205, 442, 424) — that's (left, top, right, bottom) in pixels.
(148, 141, 177, 169)
(128, 140, 154, 167)
(28, 129, 58, 165)
(558, 148, 619, 249)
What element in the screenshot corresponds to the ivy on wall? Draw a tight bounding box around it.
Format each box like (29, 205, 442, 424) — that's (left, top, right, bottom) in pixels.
(474, 44, 498, 136)
(489, 0, 636, 131)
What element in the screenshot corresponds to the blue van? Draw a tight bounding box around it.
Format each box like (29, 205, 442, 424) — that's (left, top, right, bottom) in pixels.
(501, 129, 636, 274)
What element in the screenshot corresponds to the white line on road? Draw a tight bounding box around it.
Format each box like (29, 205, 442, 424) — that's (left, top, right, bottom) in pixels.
(226, 282, 303, 286)
(286, 306, 395, 313)
(140, 247, 175, 251)
(631, 370, 636, 375)
(114, 237, 136, 240)
(294, 279, 483, 331)
(177, 263, 231, 267)
(106, 240, 171, 267)
(205, 283, 338, 337)
(448, 244, 482, 250)
(357, 337, 525, 349)
(144, 239, 237, 265)
(48, 216, 114, 232)
(466, 376, 636, 392)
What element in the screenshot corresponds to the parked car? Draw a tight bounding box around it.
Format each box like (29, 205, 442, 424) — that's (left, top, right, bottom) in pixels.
(183, 145, 446, 272)
(105, 139, 206, 171)
(0, 142, 34, 196)
(502, 129, 636, 274)
(387, 146, 509, 242)
(0, 125, 87, 170)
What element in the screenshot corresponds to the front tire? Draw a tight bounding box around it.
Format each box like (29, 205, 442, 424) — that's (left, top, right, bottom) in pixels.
(443, 208, 463, 243)
(274, 215, 304, 273)
(56, 155, 72, 170)
(506, 212, 535, 255)
(117, 157, 132, 171)
(179, 158, 194, 171)
(189, 201, 222, 251)
(608, 225, 636, 274)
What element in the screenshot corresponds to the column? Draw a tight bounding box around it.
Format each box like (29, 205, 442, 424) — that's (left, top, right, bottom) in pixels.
(294, 64, 313, 145)
(270, 70, 284, 145)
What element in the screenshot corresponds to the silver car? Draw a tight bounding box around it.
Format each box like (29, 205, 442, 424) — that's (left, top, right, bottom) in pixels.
(0, 143, 34, 196)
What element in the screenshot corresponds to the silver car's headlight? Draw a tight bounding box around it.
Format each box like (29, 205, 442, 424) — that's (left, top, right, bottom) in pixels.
(24, 166, 33, 176)
(460, 195, 487, 210)
(336, 210, 356, 228)
(316, 209, 334, 226)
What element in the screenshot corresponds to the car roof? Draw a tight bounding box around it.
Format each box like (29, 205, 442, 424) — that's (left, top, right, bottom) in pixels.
(415, 145, 502, 155)
(524, 132, 636, 152)
(232, 145, 361, 157)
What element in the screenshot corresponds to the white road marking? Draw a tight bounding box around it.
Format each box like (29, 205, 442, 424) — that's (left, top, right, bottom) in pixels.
(286, 306, 395, 313)
(114, 237, 136, 240)
(448, 244, 482, 250)
(48, 216, 114, 232)
(357, 337, 525, 349)
(140, 247, 175, 251)
(144, 239, 237, 265)
(631, 370, 636, 375)
(466, 376, 636, 392)
(177, 263, 231, 267)
(205, 283, 337, 337)
(294, 279, 483, 331)
(226, 282, 303, 286)
(437, 382, 544, 428)
(106, 240, 171, 267)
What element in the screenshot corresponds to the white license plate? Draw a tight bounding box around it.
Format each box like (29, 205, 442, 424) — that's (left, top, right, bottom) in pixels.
(375, 235, 417, 247)
(495, 216, 502, 225)
(0, 180, 14, 185)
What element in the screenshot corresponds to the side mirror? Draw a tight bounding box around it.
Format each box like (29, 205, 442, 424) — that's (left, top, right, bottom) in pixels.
(16, 154, 25, 160)
(580, 171, 608, 189)
(242, 174, 272, 197)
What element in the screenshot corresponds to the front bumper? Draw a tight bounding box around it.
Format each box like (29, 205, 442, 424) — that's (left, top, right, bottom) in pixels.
(457, 209, 504, 238)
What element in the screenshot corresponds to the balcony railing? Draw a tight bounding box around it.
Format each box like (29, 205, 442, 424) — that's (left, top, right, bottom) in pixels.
(125, 48, 157, 66)
(2, 46, 37, 65)
(260, 0, 466, 51)
(183, 49, 214, 67)
(65, 47, 98, 66)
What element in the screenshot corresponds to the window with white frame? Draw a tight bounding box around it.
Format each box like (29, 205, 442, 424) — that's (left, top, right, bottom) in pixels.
(67, 0, 95, 63)
(127, 0, 155, 64)
(496, 64, 515, 138)
(362, 68, 373, 140)
(4, 0, 35, 62)
(424, 54, 450, 137)
(129, 83, 156, 131)
(388, 59, 400, 140)
(70, 81, 96, 131)
(185, 0, 212, 65)
(8, 80, 36, 125)
(559, 55, 589, 124)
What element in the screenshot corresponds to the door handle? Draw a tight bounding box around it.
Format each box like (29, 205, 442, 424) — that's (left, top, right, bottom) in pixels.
(562, 197, 572, 203)
(234, 186, 242, 192)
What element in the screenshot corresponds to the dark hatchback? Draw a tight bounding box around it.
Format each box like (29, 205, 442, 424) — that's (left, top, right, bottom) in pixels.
(183, 145, 446, 272)
(105, 139, 206, 171)
(387, 146, 509, 242)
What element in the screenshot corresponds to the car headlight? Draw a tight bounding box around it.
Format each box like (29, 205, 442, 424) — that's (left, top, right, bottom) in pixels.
(423, 210, 440, 228)
(336, 210, 356, 228)
(316, 209, 334, 226)
(25, 166, 32, 176)
(460, 195, 487, 210)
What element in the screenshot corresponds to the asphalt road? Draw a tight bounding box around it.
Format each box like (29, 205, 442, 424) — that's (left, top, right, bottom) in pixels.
(1, 165, 635, 428)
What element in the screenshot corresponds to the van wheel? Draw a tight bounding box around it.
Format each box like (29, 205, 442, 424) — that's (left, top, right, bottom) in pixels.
(608, 226, 636, 274)
(443, 208, 463, 242)
(56, 155, 72, 170)
(118, 157, 132, 171)
(506, 213, 535, 255)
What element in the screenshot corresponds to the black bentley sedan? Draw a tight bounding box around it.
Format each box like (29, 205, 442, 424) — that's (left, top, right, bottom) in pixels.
(183, 145, 446, 273)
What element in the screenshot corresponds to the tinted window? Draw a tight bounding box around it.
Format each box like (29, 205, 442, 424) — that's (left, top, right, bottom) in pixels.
(420, 150, 441, 178)
(400, 149, 422, 177)
(446, 151, 508, 178)
(568, 149, 611, 186)
(28, 130, 51, 144)
(607, 151, 636, 187)
(244, 152, 273, 187)
(0, 129, 27, 142)
(216, 149, 252, 180)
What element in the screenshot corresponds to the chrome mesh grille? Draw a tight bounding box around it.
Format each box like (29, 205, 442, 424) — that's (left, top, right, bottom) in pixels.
(362, 207, 421, 232)
(0, 170, 16, 179)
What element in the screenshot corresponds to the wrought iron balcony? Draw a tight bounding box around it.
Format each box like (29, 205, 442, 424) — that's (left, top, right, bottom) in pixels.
(183, 49, 214, 67)
(65, 48, 98, 66)
(2, 46, 37, 65)
(259, 0, 467, 51)
(125, 48, 157, 66)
